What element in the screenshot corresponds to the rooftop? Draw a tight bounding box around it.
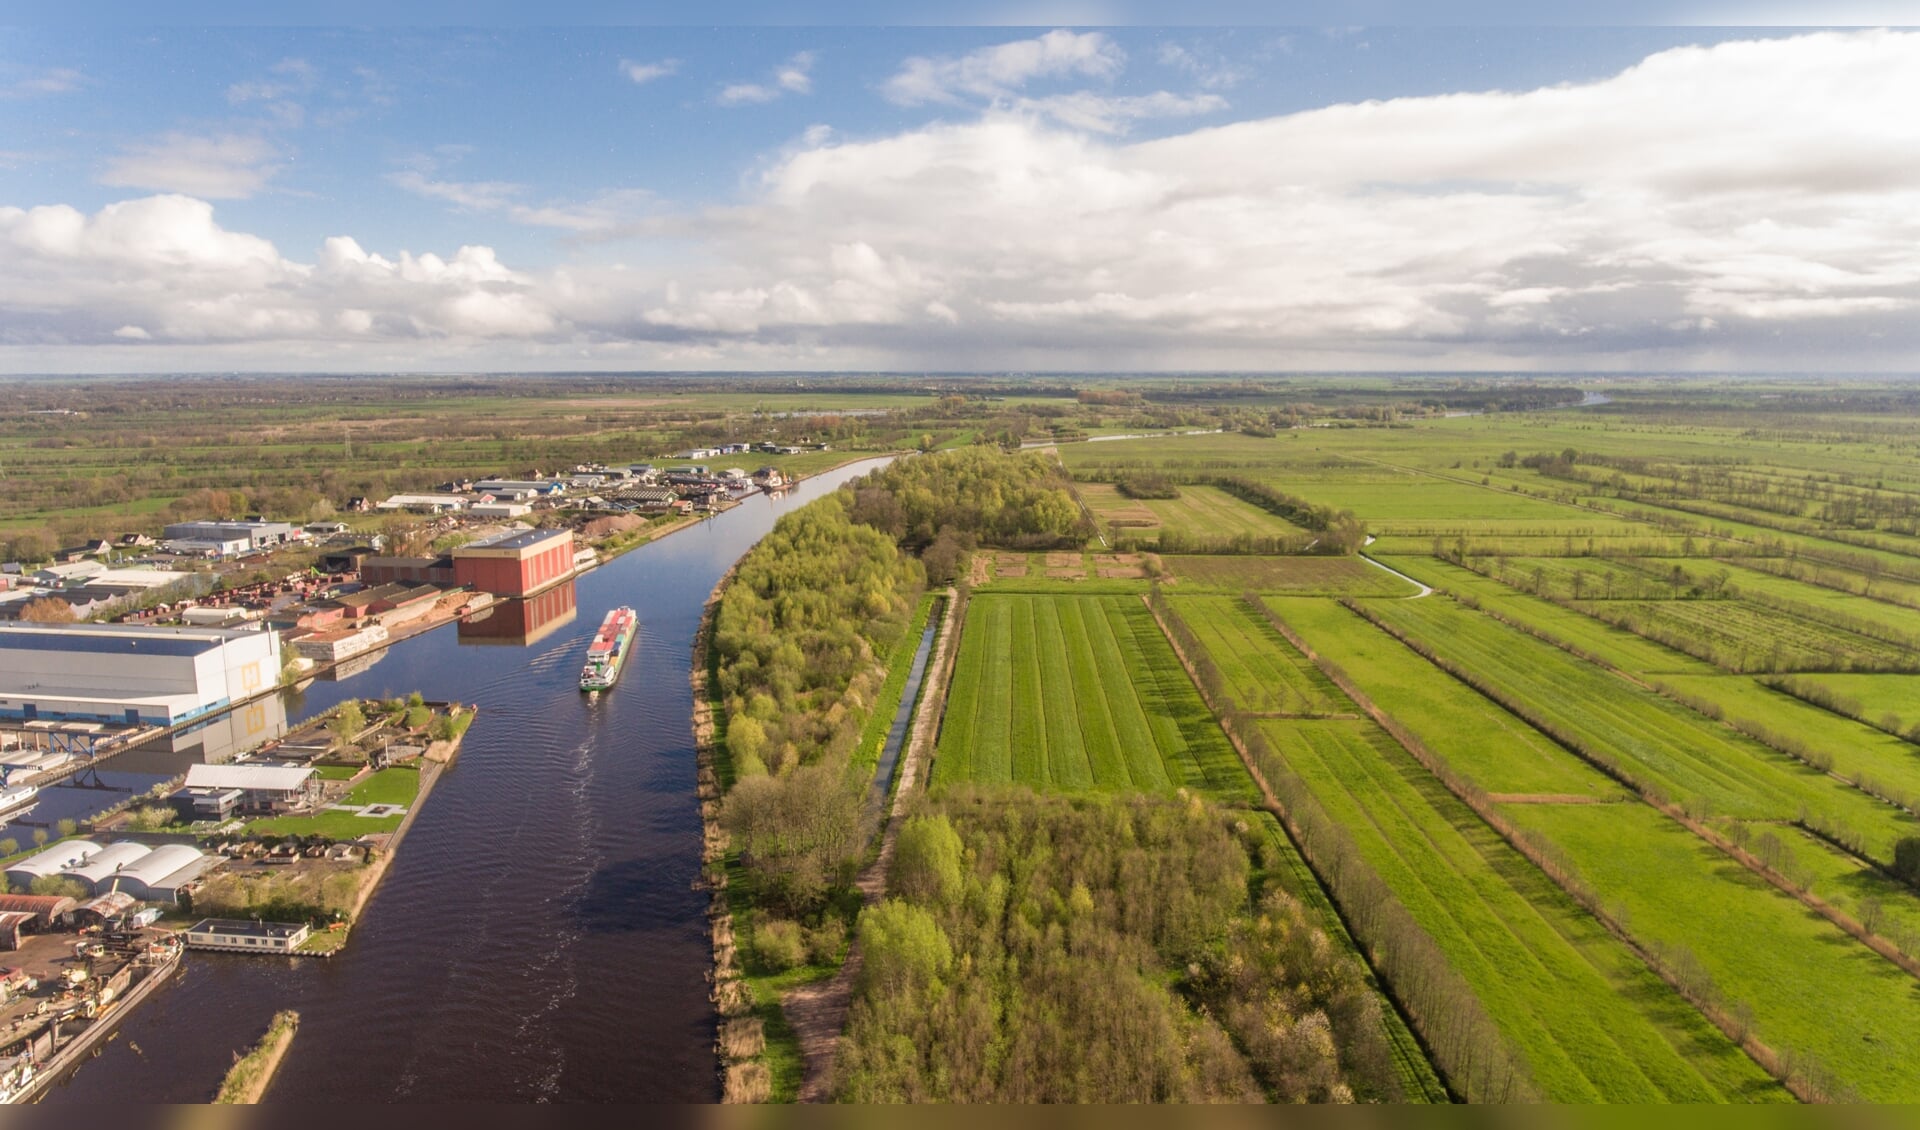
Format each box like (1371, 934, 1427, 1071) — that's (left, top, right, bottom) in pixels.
(457, 528, 571, 552)
(0, 621, 263, 658)
(188, 918, 307, 939)
(183, 764, 314, 791)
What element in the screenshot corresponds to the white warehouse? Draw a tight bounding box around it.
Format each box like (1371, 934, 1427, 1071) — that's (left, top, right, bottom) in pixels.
(0, 622, 281, 726)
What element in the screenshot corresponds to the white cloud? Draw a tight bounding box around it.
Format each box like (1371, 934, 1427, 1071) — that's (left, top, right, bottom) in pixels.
(778, 51, 816, 94)
(1156, 41, 1252, 90)
(883, 31, 1215, 133)
(4, 67, 86, 98)
(719, 52, 816, 106)
(12, 30, 1920, 371)
(718, 83, 779, 106)
(884, 30, 1124, 106)
(1012, 90, 1227, 134)
(98, 133, 283, 199)
(620, 58, 678, 85)
(226, 57, 318, 104)
(388, 162, 654, 234)
(387, 169, 524, 212)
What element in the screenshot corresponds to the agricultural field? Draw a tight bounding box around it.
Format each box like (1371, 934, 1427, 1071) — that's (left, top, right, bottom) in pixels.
(1163, 554, 1417, 595)
(1774, 673, 1920, 736)
(1503, 802, 1920, 1102)
(1077, 481, 1309, 539)
(931, 594, 1250, 799)
(1357, 596, 1920, 860)
(1254, 718, 1782, 1102)
(1266, 598, 1626, 800)
(1163, 595, 1346, 715)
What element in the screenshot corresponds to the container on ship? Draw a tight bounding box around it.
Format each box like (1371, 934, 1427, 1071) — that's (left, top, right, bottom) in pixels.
(579, 606, 639, 692)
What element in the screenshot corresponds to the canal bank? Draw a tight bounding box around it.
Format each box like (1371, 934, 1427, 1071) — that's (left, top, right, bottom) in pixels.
(34, 456, 895, 1104)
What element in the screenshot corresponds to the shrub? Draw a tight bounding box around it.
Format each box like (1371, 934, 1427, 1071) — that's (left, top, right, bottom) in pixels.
(751, 916, 808, 971)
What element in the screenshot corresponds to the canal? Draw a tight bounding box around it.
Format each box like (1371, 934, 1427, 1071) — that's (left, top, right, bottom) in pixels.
(39, 456, 894, 1104)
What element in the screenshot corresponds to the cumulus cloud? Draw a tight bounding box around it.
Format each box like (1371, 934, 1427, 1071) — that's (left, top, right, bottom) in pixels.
(0, 195, 555, 344)
(719, 51, 816, 106)
(620, 58, 678, 84)
(11, 30, 1920, 370)
(98, 133, 283, 200)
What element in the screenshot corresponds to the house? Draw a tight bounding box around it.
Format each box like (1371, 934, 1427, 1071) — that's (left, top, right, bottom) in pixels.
(53, 540, 113, 562)
(304, 521, 351, 537)
(177, 763, 318, 814)
(751, 466, 789, 489)
(32, 560, 105, 586)
(345, 496, 373, 513)
(118, 533, 157, 548)
(184, 918, 311, 953)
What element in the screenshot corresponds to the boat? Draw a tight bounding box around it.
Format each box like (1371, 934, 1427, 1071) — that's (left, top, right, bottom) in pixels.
(0, 783, 38, 819)
(579, 606, 639, 692)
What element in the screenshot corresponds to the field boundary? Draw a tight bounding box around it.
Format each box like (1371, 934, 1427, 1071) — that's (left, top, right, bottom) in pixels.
(1139, 593, 1466, 1103)
(1255, 596, 1813, 1099)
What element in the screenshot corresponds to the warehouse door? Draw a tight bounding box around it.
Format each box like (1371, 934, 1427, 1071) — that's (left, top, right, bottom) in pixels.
(126, 709, 141, 725)
(20, 704, 34, 721)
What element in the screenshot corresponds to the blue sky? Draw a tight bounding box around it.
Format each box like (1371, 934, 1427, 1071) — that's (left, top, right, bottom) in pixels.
(2, 22, 1917, 372)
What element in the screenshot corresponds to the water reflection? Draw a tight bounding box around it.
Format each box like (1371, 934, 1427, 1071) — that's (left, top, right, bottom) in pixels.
(458, 579, 579, 648)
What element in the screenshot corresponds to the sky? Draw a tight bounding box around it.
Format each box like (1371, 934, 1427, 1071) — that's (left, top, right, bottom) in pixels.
(2, 19, 1918, 373)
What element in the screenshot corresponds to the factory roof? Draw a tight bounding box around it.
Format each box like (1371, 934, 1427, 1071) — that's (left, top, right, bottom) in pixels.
(62, 842, 153, 884)
(183, 764, 315, 792)
(3, 839, 100, 879)
(0, 621, 262, 658)
(457, 527, 570, 552)
(107, 844, 204, 885)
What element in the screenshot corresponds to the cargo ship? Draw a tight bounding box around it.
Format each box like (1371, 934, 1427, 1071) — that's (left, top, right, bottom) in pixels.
(579, 606, 639, 692)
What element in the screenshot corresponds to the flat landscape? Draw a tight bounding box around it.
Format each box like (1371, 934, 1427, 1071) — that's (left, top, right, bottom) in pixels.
(902, 378, 1920, 1103)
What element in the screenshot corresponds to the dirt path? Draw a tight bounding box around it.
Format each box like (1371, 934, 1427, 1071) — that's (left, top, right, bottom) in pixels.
(786, 587, 963, 1103)
(1359, 546, 1433, 597)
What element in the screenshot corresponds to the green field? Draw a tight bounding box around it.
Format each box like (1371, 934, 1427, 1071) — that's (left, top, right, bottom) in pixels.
(1078, 481, 1309, 539)
(1779, 672, 1920, 735)
(1359, 596, 1920, 859)
(1267, 598, 1626, 799)
(1504, 801, 1920, 1102)
(1256, 718, 1782, 1102)
(932, 594, 1250, 798)
(1163, 554, 1417, 595)
(1164, 595, 1345, 715)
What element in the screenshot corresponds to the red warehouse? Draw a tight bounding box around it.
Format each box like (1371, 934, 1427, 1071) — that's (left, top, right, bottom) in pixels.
(451, 528, 576, 597)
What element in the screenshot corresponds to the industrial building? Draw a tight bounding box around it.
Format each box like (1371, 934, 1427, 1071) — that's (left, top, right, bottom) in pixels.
(292, 623, 389, 664)
(161, 520, 299, 556)
(4, 840, 100, 892)
(0, 622, 281, 726)
(451, 528, 574, 597)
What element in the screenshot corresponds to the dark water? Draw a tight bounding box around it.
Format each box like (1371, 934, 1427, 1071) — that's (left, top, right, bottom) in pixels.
(865, 606, 939, 823)
(38, 457, 892, 1104)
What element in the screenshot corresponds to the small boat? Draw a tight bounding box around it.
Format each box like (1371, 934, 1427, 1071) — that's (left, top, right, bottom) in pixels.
(0, 783, 38, 819)
(579, 607, 639, 692)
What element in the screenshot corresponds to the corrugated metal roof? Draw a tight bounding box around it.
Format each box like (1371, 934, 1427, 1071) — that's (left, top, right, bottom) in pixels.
(184, 764, 314, 791)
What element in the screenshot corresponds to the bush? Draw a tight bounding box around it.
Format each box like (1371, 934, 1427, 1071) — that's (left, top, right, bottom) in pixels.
(1893, 837, 1920, 889)
(751, 916, 808, 971)
(804, 917, 848, 966)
